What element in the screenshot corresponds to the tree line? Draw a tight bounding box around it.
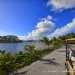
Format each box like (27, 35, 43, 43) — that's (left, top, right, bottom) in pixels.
(0, 35, 22, 43)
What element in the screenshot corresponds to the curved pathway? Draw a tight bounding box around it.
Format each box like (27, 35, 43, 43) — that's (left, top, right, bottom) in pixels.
(12, 46, 66, 75)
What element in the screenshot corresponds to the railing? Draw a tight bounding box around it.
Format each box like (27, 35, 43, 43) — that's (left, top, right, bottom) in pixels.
(66, 43, 75, 61)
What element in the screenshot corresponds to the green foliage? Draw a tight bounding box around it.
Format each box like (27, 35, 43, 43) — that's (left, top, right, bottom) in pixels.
(53, 32, 75, 46)
(0, 45, 42, 75)
(24, 45, 35, 53)
(40, 37, 52, 49)
(0, 50, 16, 75)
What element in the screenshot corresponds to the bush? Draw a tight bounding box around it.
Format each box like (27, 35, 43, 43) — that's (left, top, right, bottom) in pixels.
(0, 42, 62, 75)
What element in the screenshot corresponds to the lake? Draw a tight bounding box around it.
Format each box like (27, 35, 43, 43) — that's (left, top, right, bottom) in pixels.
(0, 42, 47, 53)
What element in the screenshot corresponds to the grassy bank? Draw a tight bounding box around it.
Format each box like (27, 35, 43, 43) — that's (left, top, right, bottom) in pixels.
(0, 44, 62, 75)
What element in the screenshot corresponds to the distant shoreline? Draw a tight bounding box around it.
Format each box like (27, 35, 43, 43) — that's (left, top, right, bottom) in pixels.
(0, 41, 23, 43)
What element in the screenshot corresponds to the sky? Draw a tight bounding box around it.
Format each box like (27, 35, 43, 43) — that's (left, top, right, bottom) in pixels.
(0, 0, 75, 40)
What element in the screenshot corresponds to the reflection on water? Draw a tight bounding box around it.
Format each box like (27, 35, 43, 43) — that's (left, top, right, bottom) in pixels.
(0, 42, 47, 53)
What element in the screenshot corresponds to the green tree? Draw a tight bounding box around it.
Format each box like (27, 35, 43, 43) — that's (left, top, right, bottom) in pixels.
(3, 36, 7, 40)
(40, 37, 52, 49)
(65, 33, 73, 39)
(52, 37, 57, 43)
(0, 50, 15, 75)
(24, 45, 36, 53)
(70, 32, 75, 38)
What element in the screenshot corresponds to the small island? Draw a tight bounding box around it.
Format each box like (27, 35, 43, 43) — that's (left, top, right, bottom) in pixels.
(0, 35, 23, 43)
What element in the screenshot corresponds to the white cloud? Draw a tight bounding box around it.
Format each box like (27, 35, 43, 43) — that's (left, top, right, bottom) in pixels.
(47, 0, 75, 11)
(18, 15, 55, 40)
(48, 18, 75, 39)
(40, 15, 52, 21)
(18, 36, 26, 40)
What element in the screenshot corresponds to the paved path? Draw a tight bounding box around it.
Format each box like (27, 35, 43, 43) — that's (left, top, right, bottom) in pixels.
(12, 46, 66, 75)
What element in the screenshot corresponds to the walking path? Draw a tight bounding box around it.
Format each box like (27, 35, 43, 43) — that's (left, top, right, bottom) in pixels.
(12, 46, 66, 75)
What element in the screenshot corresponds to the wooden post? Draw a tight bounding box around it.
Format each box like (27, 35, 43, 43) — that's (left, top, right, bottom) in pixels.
(66, 42, 67, 61)
(67, 47, 69, 60)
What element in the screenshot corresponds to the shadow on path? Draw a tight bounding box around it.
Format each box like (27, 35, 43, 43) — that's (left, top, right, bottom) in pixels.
(40, 58, 61, 66)
(10, 71, 28, 75)
(58, 50, 66, 52)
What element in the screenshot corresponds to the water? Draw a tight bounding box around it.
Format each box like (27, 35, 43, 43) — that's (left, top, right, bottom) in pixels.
(0, 42, 47, 53)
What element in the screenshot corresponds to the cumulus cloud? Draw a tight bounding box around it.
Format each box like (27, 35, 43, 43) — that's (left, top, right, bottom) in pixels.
(48, 18, 75, 39)
(18, 15, 55, 40)
(47, 0, 75, 11)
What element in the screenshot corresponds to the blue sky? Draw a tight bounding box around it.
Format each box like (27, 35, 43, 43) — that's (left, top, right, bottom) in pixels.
(0, 0, 75, 40)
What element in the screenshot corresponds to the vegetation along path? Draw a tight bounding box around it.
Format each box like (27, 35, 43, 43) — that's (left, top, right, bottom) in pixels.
(12, 46, 66, 75)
